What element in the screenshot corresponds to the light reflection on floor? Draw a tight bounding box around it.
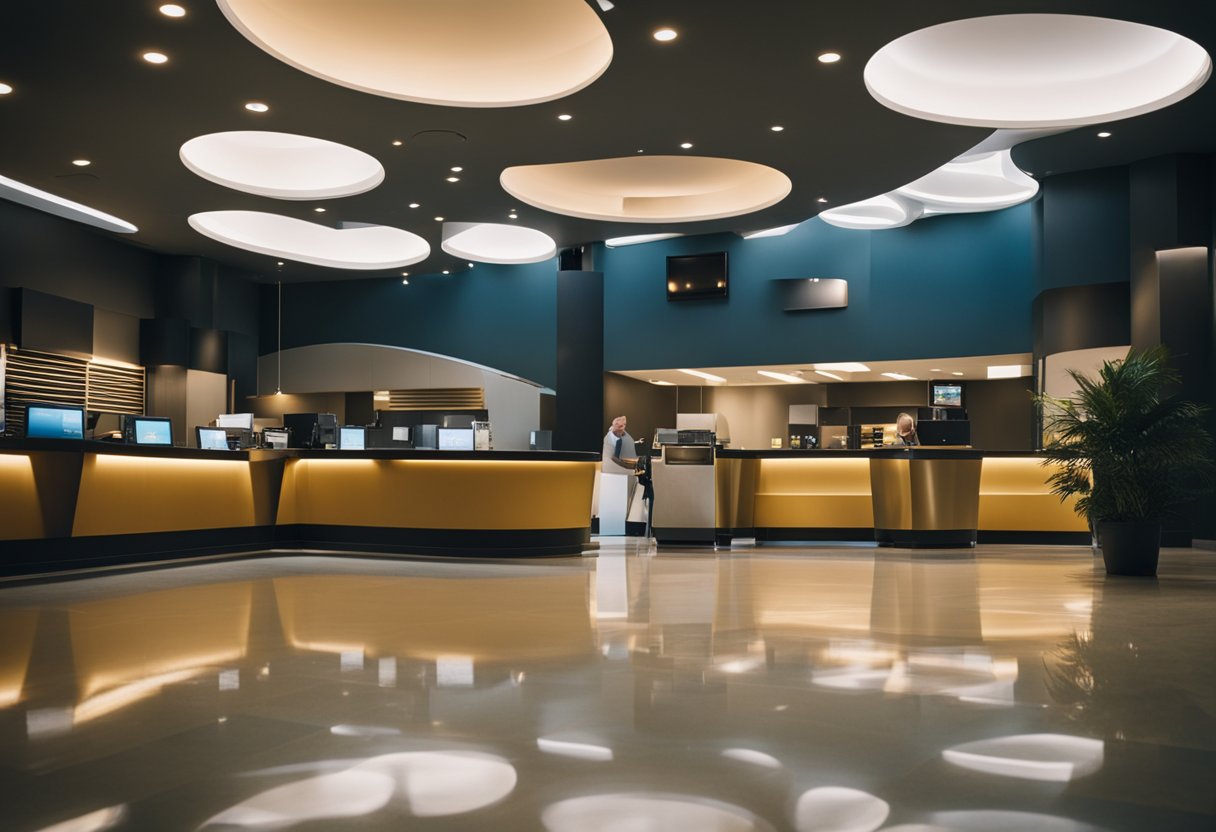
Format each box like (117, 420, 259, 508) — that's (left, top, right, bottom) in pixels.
(0, 543, 1214, 830)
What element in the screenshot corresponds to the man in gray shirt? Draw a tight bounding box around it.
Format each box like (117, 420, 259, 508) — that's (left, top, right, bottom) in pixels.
(602, 415, 638, 474)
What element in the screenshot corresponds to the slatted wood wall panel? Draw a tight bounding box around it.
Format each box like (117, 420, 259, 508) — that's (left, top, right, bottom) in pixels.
(2, 348, 145, 436)
(386, 387, 485, 411)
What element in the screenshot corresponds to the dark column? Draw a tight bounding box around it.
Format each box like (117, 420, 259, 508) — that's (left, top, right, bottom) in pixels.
(555, 269, 603, 452)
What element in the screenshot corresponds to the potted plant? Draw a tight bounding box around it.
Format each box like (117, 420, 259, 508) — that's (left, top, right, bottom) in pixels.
(1036, 346, 1213, 577)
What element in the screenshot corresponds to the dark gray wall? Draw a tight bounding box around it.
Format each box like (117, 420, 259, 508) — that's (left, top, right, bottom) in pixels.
(1040, 166, 1130, 291)
(556, 271, 603, 452)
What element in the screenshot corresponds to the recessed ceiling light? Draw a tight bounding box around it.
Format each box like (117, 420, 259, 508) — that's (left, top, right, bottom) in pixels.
(557, 113, 573, 121)
(680, 142, 693, 149)
(679, 368, 726, 383)
(818, 52, 841, 64)
(817, 197, 828, 203)
(72, 159, 91, 167)
(142, 51, 169, 64)
(446, 176, 460, 182)
(277, 261, 284, 266)
(313, 207, 326, 213)
(434, 216, 444, 221)
(245, 101, 269, 112)
(442, 269, 450, 274)
(770, 125, 784, 132)
(653, 28, 678, 42)
(951, 371, 965, 376)
(408, 202, 420, 208)
(392, 140, 403, 146)
(401, 278, 409, 285)
(0, 83, 13, 95)
(930, 368, 943, 372)
(467, 262, 474, 268)
(636, 149, 644, 153)
(1097, 131, 1112, 138)
(758, 370, 807, 384)
(508, 212, 518, 219)
(158, 4, 186, 17)
(450, 166, 463, 172)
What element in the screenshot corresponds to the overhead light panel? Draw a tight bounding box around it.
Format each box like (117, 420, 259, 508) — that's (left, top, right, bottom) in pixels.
(742, 224, 799, 239)
(0, 173, 137, 234)
(648, 379, 675, 386)
(815, 362, 870, 372)
(604, 233, 682, 248)
(758, 371, 809, 384)
(679, 369, 726, 383)
(815, 370, 843, 381)
(881, 372, 917, 381)
(987, 365, 1029, 379)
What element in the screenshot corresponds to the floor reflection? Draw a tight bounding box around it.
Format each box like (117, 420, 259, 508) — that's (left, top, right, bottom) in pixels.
(0, 545, 1213, 830)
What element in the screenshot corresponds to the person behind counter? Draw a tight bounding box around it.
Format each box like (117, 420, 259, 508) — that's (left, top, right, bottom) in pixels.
(892, 412, 919, 446)
(602, 415, 639, 473)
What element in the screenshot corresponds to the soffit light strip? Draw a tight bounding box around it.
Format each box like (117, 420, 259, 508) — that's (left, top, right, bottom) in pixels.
(0, 174, 137, 233)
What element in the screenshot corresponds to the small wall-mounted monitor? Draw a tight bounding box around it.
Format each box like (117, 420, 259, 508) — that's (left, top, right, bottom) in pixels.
(929, 381, 965, 408)
(667, 252, 728, 301)
(217, 412, 255, 430)
(25, 403, 85, 440)
(197, 426, 230, 450)
(338, 426, 366, 450)
(438, 427, 475, 451)
(131, 416, 173, 446)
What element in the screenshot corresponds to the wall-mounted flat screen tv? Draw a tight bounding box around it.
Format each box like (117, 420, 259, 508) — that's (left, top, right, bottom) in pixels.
(25, 403, 85, 440)
(667, 252, 728, 301)
(929, 381, 965, 408)
(132, 416, 173, 446)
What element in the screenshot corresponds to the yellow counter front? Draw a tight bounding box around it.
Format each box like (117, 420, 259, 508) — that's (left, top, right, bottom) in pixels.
(0, 442, 599, 576)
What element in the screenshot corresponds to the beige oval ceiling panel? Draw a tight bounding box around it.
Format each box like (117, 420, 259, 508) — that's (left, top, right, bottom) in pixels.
(500, 156, 792, 223)
(216, 0, 613, 107)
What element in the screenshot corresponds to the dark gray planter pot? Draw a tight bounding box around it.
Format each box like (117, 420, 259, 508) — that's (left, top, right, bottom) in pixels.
(1098, 520, 1161, 577)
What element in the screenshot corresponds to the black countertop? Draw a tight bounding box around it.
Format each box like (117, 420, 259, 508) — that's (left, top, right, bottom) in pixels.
(714, 448, 1040, 460)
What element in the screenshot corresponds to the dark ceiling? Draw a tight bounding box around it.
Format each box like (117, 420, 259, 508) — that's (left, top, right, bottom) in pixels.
(1, 1, 1214, 283)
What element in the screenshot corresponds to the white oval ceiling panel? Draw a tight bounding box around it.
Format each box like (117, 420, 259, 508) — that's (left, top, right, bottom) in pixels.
(441, 222, 556, 264)
(819, 194, 920, 230)
(216, 0, 613, 107)
(180, 131, 384, 199)
(865, 14, 1211, 128)
(896, 150, 1038, 213)
(188, 211, 429, 270)
(500, 156, 792, 223)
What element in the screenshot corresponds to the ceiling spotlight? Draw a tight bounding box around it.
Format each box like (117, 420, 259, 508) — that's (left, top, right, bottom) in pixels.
(72, 159, 91, 167)
(446, 176, 460, 182)
(637, 149, 644, 153)
(401, 278, 409, 285)
(930, 368, 943, 372)
(557, 113, 573, 121)
(313, 207, 326, 213)
(817, 197, 828, 203)
(951, 371, 965, 376)
(158, 4, 186, 17)
(391, 140, 403, 146)
(680, 142, 693, 149)
(245, 101, 269, 112)
(770, 125, 785, 132)
(818, 52, 841, 64)
(1097, 131, 1112, 138)
(0, 82, 12, 95)
(467, 262, 474, 268)
(450, 166, 463, 172)
(653, 28, 678, 42)
(142, 51, 169, 64)
(408, 202, 420, 208)
(508, 212, 518, 219)
(442, 270, 450, 275)
(434, 216, 444, 222)
(276, 261, 284, 266)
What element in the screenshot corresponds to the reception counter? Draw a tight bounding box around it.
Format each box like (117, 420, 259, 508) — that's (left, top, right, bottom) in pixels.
(0, 441, 599, 575)
(665, 448, 1088, 548)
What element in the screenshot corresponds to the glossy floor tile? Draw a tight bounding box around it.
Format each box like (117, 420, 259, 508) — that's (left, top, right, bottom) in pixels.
(0, 543, 1214, 831)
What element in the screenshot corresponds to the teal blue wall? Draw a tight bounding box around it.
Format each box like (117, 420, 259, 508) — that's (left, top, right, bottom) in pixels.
(601, 204, 1037, 370)
(264, 258, 559, 389)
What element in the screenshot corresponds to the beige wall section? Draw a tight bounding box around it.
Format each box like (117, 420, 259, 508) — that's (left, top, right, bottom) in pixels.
(185, 370, 229, 446)
(257, 344, 544, 450)
(1043, 346, 1129, 400)
(92, 308, 141, 365)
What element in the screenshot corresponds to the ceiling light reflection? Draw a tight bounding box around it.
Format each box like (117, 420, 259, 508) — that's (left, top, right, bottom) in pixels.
(942, 734, 1104, 782)
(793, 787, 889, 832)
(543, 793, 765, 832)
(537, 738, 614, 761)
(32, 805, 127, 832)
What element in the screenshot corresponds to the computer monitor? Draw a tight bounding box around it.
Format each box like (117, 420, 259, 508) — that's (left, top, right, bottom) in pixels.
(197, 426, 230, 451)
(25, 403, 85, 440)
(438, 427, 475, 450)
(131, 416, 173, 446)
(262, 428, 289, 449)
(217, 412, 255, 430)
(392, 426, 412, 442)
(917, 420, 971, 446)
(338, 426, 366, 450)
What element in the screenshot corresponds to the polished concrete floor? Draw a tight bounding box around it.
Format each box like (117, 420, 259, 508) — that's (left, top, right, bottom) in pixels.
(0, 542, 1214, 831)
